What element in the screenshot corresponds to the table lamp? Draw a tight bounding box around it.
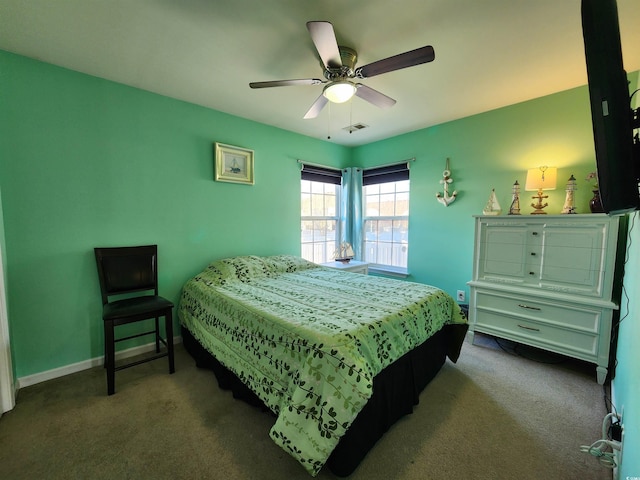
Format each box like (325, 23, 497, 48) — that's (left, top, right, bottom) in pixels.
(525, 166, 557, 214)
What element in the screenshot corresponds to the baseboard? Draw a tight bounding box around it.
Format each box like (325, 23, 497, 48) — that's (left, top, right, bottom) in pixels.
(17, 336, 182, 389)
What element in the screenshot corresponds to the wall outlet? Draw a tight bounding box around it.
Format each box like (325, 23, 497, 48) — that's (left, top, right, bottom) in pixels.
(457, 290, 465, 302)
(613, 425, 624, 480)
(613, 411, 624, 480)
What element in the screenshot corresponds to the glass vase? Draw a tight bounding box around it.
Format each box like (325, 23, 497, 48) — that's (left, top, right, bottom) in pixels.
(589, 189, 604, 213)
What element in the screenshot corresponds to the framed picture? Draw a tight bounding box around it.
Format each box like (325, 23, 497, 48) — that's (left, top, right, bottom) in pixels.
(214, 142, 254, 185)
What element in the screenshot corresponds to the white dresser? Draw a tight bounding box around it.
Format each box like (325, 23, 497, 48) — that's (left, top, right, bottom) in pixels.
(467, 214, 623, 384)
(320, 260, 369, 274)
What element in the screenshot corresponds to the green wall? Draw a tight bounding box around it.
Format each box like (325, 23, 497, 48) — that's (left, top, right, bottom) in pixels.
(0, 50, 350, 377)
(614, 212, 640, 478)
(1, 50, 638, 476)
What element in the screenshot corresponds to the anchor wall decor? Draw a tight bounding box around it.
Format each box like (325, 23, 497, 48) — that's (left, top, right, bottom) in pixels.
(436, 158, 458, 207)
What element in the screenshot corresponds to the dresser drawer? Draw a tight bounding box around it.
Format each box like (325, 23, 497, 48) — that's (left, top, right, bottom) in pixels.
(474, 291, 601, 333)
(472, 215, 620, 300)
(474, 309, 599, 358)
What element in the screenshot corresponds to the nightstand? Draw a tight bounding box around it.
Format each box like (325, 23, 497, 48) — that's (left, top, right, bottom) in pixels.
(320, 260, 369, 274)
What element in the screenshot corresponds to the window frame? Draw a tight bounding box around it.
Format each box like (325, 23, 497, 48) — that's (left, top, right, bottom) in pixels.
(299, 161, 411, 275)
(361, 170, 410, 277)
(300, 172, 341, 265)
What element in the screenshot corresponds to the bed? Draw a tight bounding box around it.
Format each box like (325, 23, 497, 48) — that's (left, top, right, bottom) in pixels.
(178, 255, 467, 476)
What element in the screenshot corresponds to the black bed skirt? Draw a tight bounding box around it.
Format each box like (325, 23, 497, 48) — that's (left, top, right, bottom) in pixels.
(181, 323, 468, 477)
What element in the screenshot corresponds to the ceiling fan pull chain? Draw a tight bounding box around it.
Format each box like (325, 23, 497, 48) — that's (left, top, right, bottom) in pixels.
(327, 102, 332, 140)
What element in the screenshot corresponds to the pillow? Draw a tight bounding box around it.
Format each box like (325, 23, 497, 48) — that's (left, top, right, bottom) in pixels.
(218, 255, 273, 282)
(262, 255, 318, 274)
(196, 255, 318, 286)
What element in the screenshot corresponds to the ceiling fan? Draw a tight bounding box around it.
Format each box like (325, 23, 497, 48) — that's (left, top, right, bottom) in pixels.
(249, 21, 435, 119)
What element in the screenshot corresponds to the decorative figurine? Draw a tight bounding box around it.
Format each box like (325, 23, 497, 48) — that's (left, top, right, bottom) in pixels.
(508, 180, 521, 215)
(436, 158, 458, 206)
(333, 242, 354, 263)
(482, 188, 502, 215)
(562, 174, 578, 214)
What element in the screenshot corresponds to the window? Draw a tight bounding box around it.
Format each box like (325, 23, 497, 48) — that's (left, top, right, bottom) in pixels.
(300, 164, 341, 264)
(299, 161, 410, 270)
(362, 163, 410, 271)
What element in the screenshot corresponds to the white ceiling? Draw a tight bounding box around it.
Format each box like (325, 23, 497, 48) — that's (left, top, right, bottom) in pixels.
(1, 0, 639, 146)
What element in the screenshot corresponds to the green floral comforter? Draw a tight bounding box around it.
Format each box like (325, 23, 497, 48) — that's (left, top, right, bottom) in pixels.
(178, 255, 466, 476)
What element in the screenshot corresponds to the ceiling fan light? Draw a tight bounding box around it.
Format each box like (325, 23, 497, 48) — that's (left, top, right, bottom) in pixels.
(323, 81, 356, 103)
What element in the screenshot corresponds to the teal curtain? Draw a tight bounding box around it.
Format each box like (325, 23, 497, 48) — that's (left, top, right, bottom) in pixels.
(341, 167, 363, 260)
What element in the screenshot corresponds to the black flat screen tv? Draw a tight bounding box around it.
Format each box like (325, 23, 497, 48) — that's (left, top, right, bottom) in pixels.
(581, 0, 639, 215)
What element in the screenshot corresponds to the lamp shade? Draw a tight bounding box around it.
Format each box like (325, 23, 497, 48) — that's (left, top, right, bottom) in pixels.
(323, 81, 356, 103)
(525, 167, 557, 191)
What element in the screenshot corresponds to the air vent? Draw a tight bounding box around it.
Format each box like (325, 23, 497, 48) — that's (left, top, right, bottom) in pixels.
(343, 123, 369, 133)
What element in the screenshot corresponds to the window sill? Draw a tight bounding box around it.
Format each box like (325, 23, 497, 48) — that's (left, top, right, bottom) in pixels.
(368, 265, 409, 279)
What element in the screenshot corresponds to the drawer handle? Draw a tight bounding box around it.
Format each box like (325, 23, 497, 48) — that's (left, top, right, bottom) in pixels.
(517, 303, 541, 311)
(530, 252, 537, 256)
(532, 232, 539, 236)
(529, 272, 536, 276)
(517, 324, 540, 332)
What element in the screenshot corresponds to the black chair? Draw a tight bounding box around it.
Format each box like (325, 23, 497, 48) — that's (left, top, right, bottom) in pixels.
(94, 245, 175, 395)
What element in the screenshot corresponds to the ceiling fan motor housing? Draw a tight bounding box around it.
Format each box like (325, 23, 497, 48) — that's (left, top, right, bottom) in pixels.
(323, 46, 357, 81)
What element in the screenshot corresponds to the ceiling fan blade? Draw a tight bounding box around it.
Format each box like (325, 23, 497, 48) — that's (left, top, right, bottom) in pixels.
(354, 84, 396, 109)
(306, 21, 342, 69)
(355, 46, 435, 78)
(250, 78, 324, 88)
(303, 94, 329, 119)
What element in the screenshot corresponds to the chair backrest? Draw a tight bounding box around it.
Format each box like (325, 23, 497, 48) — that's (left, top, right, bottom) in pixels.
(94, 245, 159, 305)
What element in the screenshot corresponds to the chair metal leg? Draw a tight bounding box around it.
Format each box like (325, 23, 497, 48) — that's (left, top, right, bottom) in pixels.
(104, 320, 116, 395)
(155, 317, 160, 353)
(166, 311, 175, 374)
(103, 330, 107, 369)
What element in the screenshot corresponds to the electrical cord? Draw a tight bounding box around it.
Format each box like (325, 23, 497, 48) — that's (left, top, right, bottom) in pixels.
(619, 212, 635, 327)
(609, 212, 637, 377)
(601, 413, 620, 438)
(580, 412, 622, 468)
(603, 388, 617, 421)
(580, 439, 619, 468)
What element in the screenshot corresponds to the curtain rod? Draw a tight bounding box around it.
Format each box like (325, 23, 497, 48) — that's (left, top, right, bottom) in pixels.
(296, 159, 341, 171)
(367, 158, 416, 169)
(297, 158, 415, 170)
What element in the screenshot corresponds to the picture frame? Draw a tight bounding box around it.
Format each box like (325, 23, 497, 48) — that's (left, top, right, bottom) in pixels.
(214, 142, 254, 185)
